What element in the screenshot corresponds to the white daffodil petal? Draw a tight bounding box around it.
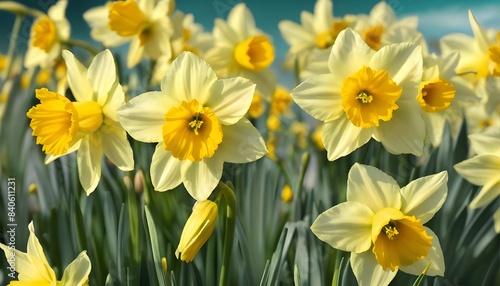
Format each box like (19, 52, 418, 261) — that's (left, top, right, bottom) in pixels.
(62, 50, 93, 102)
(301, 49, 330, 79)
(182, 157, 223, 201)
(213, 18, 239, 46)
(311, 201, 373, 253)
(24, 45, 47, 69)
(150, 143, 183, 192)
(469, 132, 500, 157)
(216, 118, 267, 163)
(469, 181, 500, 209)
(369, 1, 395, 27)
(241, 68, 277, 99)
(227, 3, 256, 40)
(328, 28, 375, 78)
(312, 0, 333, 34)
(117, 91, 173, 143)
(60, 251, 92, 286)
(162, 52, 218, 105)
(27, 222, 51, 267)
(128, 38, 145, 68)
(101, 128, 134, 171)
(87, 49, 117, 105)
(102, 82, 125, 122)
(400, 171, 448, 224)
(278, 20, 315, 53)
(468, 10, 489, 51)
(454, 155, 500, 187)
(77, 135, 103, 195)
(399, 227, 445, 277)
(208, 77, 255, 125)
(347, 163, 401, 212)
(350, 251, 398, 286)
(290, 74, 343, 122)
(374, 101, 425, 156)
(322, 117, 372, 161)
(369, 42, 422, 100)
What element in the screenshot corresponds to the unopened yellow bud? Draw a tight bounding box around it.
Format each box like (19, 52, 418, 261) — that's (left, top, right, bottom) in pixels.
(176, 200, 218, 262)
(28, 183, 37, 194)
(281, 185, 293, 203)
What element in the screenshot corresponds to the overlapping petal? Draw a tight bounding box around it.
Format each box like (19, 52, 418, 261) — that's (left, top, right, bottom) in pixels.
(87, 49, 117, 105)
(62, 50, 93, 103)
(77, 134, 103, 195)
(350, 250, 398, 286)
(216, 118, 267, 163)
(322, 117, 372, 161)
(182, 157, 224, 201)
(151, 144, 184, 192)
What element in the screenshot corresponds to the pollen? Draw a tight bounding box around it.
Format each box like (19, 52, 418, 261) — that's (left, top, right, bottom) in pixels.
(234, 35, 275, 71)
(162, 99, 223, 161)
(31, 16, 57, 52)
(340, 65, 401, 128)
(417, 78, 456, 112)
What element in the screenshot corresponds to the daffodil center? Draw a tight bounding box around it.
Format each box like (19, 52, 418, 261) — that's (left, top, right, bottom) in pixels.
(371, 208, 433, 272)
(362, 25, 384, 50)
(234, 36, 275, 71)
(417, 78, 456, 112)
(162, 99, 223, 161)
(108, 0, 151, 46)
(340, 65, 402, 128)
(315, 20, 349, 49)
(26, 88, 103, 156)
(31, 16, 57, 52)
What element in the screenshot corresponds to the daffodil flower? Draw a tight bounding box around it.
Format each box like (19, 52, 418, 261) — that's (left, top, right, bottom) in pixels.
(278, 0, 351, 72)
(84, 0, 174, 68)
(117, 52, 267, 201)
(204, 3, 276, 97)
(291, 28, 424, 161)
(26, 49, 134, 194)
(25, 0, 69, 69)
(311, 163, 447, 286)
(441, 10, 500, 83)
(454, 128, 500, 232)
(0, 221, 91, 285)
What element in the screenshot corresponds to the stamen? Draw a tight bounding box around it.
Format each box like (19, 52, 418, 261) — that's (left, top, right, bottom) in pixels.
(188, 115, 203, 135)
(383, 222, 399, 240)
(356, 91, 373, 103)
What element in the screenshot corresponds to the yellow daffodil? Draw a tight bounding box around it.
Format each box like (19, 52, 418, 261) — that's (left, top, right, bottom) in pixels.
(0, 221, 91, 285)
(278, 0, 352, 71)
(176, 200, 218, 262)
(311, 163, 447, 286)
(291, 28, 424, 161)
(441, 10, 500, 83)
(247, 92, 266, 119)
(117, 52, 267, 201)
(152, 11, 213, 83)
(25, 0, 69, 69)
(26, 49, 134, 194)
(454, 128, 500, 232)
(83, 0, 174, 68)
(419, 52, 476, 146)
(204, 3, 276, 97)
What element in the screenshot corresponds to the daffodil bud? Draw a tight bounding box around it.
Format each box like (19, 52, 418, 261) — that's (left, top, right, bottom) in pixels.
(176, 200, 218, 262)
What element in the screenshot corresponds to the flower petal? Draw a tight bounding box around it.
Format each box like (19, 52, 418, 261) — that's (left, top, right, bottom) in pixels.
(399, 227, 445, 277)
(102, 82, 126, 122)
(45, 138, 83, 164)
(62, 50, 93, 103)
(350, 251, 398, 286)
(400, 171, 448, 224)
(161, 52, 218, 106)
(117, 91, 174, 143)
(150, 143, 184, 192)
(328, 28, 375, 79)
(212, 18, 239, 46)
(454, 155, 500, 188)
(290, 74, 343, 122)
(227, 3, 255, 41)
(469, 130, 500, 156)
(312, 0, 333, 33)
(207, 77, 255, 125)
(127, 38, 145, 68)
(347, 163, 401, 213)
(216, 118, 267, 163)
(311, 201, 373, 253)
(77, 135, 103, 195)
(87, 49, 117, 106)
(182, 156, 223, 201)
(369, 42, 422, 101)
(60, 251, 92, 286)
(101, 126, 134, 171)
(240, 68, 276, 99)
(373, 101, 425, 156)
(322, 116, 372, 161)
(469, 180, 500, 209)
(468, 10, 490, 51)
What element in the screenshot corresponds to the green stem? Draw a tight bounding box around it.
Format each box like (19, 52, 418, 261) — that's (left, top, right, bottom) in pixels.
(62, 39, 100, 56)
(2, 14, 23, 82)
(218, 182, 236, 286)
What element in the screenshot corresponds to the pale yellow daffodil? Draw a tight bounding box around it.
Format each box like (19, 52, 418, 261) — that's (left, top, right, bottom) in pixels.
(117, 52, 267, 201)
(291, 28, 424, 161)
(311, 164, 447, 286)
(0, 221, 91, 285)
(26, 49, 134, 194)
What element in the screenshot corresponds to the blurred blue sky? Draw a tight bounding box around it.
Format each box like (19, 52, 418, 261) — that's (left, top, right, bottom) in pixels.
(1, 0, 499, 86)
